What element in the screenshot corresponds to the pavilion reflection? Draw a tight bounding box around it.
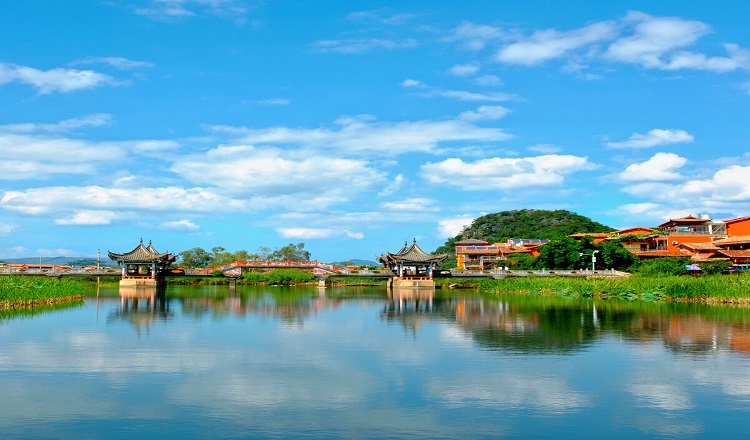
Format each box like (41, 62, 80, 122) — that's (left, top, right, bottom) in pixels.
(107, 285, 172, 334)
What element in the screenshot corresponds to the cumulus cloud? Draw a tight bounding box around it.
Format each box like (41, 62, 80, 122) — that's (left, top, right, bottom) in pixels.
(606, 128, 694, 149)
(496, 21, 617, 65)
(54, 210, 117, 226)
(620, 152, 687, 182)
(0, 186, 247, 222)
(421, 155, 596, 190)
(487, 11, 750, 73)
(437, 216, 475, 238)
(171, 145, 385, 198)
(277, 228, 364, 240)
(207, 112, 512, 156)
(0, 63, 117, 94)
(619, 165, 750, 215)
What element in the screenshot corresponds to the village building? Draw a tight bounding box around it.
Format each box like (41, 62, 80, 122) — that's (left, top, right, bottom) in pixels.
(711, 235, 750, 265)
(454, 238, 548, 270)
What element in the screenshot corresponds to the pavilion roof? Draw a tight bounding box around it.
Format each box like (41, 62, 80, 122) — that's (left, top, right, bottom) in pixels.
(378, 239, 448, 264)
(108, 239, 177, 264)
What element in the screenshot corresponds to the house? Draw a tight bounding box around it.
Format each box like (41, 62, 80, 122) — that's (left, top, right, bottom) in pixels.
(725, 216, 750, 237)
(643, 215, 727, 254)
(711, 235, 750, 264)
(454, 238, 548, 270)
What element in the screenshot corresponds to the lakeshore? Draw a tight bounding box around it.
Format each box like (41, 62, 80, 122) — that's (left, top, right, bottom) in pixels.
(4, 272, 750, 309)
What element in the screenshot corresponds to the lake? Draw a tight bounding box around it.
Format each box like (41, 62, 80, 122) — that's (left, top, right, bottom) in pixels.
(1, 284, 749, 439)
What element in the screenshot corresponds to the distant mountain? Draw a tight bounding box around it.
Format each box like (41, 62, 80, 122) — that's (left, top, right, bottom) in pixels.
(333, 259, 380, 267)
(434, 209, 615, 254)
(0, 256, 101, 266)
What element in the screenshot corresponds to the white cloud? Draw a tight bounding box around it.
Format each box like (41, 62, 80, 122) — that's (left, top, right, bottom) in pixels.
(602, 12, 750, 72)
(0, 223, 18, 236)
(54, 210, 117, 226)
(377, 174, 405, 196)
(0, 186, 247, 221)
(606, 128, 694, 149)
(0, 114, 112, 133)
(458, 105, 511, 121)
(381, 198, 438, 212)
(420, 89, 516, 102)
(133, 0, 248, 21)
(496, 21, 617, 65)
(528, 144, 563, 154)
(70, 57, 154, 70)
(162, 219, 200, 231)
(445, 21, 505, 51)
(277, 228, 364, 240)
(401, 79, 426, 88)
(447, 63, 481, 76)
(472, 75, 503, 86)
(257, 98, 290, 106)
(619, 165, 750, 215)
(0, 63, 116, 94)
(421, 155, 596, 190)
(311, 38, 418, 54)
(171, 145, 385, 198)
(437, 216, 475, 238)
(208, 112, 512, 156)
(619, 152, 687, 182)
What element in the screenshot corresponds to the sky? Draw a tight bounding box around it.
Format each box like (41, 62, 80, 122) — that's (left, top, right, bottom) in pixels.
(2, 1, 750, 263)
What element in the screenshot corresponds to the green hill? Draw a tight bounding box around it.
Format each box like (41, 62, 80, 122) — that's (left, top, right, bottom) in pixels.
(434, 209, 615, 255)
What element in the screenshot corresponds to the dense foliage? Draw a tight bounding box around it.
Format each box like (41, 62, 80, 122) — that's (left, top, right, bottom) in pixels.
(178, 243, 311, 268)
(0, 276, 84, 308)
(434, 209, 615, 256)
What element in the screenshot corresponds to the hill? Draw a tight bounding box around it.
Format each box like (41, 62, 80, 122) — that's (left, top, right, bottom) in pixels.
(434, 209, 615, 255)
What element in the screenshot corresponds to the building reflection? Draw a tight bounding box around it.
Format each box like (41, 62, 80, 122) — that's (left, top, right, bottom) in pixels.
(107, 286, 172, 335)
(101, 285, 750, 357)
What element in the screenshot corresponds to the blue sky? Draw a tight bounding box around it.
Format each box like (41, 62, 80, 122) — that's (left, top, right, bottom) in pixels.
(2, 1, 750, 263)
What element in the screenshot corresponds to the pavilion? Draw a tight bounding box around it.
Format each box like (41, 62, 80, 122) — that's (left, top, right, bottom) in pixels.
(378, 239, 447, 287)
(108, 239, 177, 287)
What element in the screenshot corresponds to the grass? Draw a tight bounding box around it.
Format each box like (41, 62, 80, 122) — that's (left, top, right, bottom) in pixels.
(0, 276, 84, 309)
(477, 273, 750, 304)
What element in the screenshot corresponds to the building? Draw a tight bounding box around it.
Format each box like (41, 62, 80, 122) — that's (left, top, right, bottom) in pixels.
(454, 238, 548, 270)
(108, 239, 177, 287)
(378, 239, 448, 287)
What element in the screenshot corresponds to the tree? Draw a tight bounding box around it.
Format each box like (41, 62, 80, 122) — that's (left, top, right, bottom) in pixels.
(268, 243, 311, 261)
(534, 238, 583, 269)
(597, 241, 638, 270)
(178, 247, 212, 268)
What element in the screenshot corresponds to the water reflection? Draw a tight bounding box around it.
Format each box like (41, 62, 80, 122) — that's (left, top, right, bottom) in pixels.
(107, 286, 172, 335)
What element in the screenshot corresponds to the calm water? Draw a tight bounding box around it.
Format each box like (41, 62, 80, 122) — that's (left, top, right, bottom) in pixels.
(2, 285, 750, 439)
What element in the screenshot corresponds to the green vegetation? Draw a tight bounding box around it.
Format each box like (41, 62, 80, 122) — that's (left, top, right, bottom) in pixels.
(0, 276, 84, 309)
(168, 268, 315, 286)
(477, 274, 750, 304)
(435, 209, 615, 256)
(178, 243, 312, 268)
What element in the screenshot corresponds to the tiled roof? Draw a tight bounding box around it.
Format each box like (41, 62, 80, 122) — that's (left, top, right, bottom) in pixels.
(713, 235, 750, 246)
(715, 250, 750, 258)
(108, 239, 176, 263)
(678, 242, 721, 251)
(379, 239, 447, 264)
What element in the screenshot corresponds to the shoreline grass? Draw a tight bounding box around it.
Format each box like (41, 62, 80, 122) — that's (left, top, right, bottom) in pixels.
(471, 274, 750, 305)
(0, 276, 84, 310)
